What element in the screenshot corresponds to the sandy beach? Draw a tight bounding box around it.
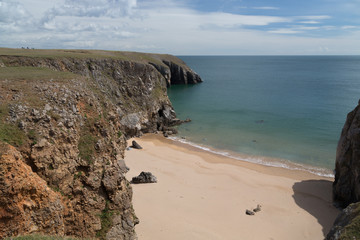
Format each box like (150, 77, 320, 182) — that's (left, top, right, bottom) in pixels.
(125, 134, 340, 240)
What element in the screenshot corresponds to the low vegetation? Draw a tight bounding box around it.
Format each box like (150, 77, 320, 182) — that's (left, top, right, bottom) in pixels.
(0, 47, 188, 69)
(96, 201, 115, 240)
(339, 204, 360, 239)
(0, 105, 26, 147)
(0, 66, 77, 81)
(4, 234, 86, 240)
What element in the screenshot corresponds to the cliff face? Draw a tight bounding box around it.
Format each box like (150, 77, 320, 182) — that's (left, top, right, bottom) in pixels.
(0, 142, 64, 237)
(0, 49, 202, 239)
(333, 101, 360, 207)
(326, 101, 360, 239)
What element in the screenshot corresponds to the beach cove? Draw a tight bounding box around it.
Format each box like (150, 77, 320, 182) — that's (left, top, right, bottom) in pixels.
(126, 134, 340, 240)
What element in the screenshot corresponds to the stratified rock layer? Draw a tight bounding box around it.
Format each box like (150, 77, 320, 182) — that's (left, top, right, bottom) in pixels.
(0, 49, 202, 239)
(333, 101, 360, 207)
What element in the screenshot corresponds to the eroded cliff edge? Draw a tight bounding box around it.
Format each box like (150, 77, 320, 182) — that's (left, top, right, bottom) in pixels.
(0, 48, 202, 239)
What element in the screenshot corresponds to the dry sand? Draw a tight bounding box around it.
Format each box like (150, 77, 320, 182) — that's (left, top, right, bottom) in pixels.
(125, 134, 340, 240)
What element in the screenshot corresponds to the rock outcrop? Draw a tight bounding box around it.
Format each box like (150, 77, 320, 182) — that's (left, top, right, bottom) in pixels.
(0, 142, 64, 238)
(326, 202, 360, 240)
(150, 60, 202, 86)
(131, 172, 157, 184)
(333, 101, 360, 207)
(0, 49, 201, 239)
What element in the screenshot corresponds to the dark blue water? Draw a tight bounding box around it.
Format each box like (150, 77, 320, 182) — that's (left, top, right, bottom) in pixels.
(168, 56, 360, 175)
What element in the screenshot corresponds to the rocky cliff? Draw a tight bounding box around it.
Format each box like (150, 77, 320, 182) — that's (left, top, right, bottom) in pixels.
(0, 48, 202, 239)
(333, 101, 360, 207)
(326, 101, 360, 239)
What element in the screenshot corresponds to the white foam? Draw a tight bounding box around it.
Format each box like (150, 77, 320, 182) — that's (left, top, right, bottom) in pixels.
(168, 136, 334, 178)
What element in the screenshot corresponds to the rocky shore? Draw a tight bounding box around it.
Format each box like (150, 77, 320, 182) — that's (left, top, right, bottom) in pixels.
(0, 48, 201, 239)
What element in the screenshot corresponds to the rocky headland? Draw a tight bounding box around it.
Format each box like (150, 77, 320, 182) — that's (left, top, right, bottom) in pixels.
(0, 48, 201, 239)
(326, 101, 360, 239)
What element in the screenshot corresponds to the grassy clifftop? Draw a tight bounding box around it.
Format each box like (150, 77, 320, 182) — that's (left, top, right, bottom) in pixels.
(0, 48, 187, 69)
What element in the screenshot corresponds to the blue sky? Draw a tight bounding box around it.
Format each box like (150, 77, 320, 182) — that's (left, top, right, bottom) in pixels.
(0, 0, 359, 55)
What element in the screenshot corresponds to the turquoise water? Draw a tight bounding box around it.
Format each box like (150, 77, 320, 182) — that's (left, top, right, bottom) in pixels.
(167, 56, 360, 174)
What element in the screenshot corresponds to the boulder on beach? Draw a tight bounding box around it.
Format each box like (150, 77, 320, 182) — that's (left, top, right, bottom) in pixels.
(131, 171, 157, 184)
(246, 209, 255, 216)
(131, 140, 143, 149)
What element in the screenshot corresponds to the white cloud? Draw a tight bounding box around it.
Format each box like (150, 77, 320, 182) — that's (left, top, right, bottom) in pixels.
(0, 0, 32, 24)
(268, 29, 302, 34)
(298, 21, 320, 24)
(342, 25, 357, 29)
(296, 26, 320, 30)
(0, 0, 359, 55)
(42, 0, 137, 23)
(252, 6, 279, 10)
(297, 15, 331, 20)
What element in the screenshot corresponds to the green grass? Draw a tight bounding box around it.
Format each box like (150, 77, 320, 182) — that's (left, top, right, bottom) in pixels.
(27, 129, 39, 145)
(78, 117, 99, 164)
(4, 234, 83, 240)
(0, 123, 26, 147)
(78, 133, 97, 163)
(96, 201, 115, 240)
(0, 66, 78, 81)
(0, 105, 26, 147)
(339, 203, 360, 240)
(0, 47, 187, 68)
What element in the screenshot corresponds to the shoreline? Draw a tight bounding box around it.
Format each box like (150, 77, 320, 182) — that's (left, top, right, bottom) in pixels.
(125, 133, 340, 240)
(167, 135, 334, 178)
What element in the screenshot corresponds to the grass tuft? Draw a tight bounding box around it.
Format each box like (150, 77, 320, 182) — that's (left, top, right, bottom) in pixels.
(0, 105, 26, 147)
(96, 201, 115, 240)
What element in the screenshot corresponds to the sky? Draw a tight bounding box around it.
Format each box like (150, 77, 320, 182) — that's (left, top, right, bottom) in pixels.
(0, 0, 359, 55)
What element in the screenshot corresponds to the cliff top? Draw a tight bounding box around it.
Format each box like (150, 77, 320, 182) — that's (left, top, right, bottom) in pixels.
(0, 47, 186, 68)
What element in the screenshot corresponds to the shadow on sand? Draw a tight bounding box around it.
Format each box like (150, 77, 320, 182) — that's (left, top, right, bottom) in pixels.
(292, 180, 340, 237)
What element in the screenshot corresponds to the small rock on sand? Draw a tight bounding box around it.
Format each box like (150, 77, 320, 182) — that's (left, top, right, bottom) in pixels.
(131, 140, 142, 149)
(246, 209, 255, 216)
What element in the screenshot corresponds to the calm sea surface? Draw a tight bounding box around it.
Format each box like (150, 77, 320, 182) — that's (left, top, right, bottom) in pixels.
(167, 56, 360, 176)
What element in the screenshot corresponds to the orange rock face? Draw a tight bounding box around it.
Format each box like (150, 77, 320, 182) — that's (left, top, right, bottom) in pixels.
(0, 142, 65, 238)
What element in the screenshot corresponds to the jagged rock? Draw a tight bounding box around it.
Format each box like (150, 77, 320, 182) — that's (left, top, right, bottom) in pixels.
(246, 209, 255, 216)
(162, 60, 202, 85)
(131, 172, 157, 184)
(0, 142, 65, 238)
(326, 202, 360, 240)
(333, 101, 360, 207)
(120, 113, 142, 136)
(131, 140, 142, 149)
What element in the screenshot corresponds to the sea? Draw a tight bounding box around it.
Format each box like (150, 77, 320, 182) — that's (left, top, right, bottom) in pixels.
(167, 56, 360, 177)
